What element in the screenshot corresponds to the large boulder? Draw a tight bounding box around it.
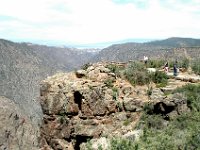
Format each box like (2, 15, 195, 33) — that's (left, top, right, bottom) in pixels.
(39, 63, 146, 149)
(149, 93, 190, 119)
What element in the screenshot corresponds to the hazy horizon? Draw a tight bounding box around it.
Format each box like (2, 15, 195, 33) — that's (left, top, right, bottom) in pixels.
(1, 0, 200, 48)
(2, 37, 156, 49)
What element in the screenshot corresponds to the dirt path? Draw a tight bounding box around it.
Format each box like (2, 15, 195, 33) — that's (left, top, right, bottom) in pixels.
(161, 71, 200, 94)
(167, 72, 200, 83)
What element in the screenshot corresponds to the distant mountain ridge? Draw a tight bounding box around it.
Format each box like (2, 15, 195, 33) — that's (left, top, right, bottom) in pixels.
(95, 37, 200, 62)
(145, 37, 200, 47)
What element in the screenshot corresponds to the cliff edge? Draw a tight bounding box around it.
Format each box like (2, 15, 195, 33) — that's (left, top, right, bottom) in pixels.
(39, 62, 190, 150)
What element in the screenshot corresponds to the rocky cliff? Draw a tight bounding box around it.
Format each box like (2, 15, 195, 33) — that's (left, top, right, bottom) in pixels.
(0, 39, 96, 150)
(0, 96, 39, 150)
(39, 62, 190, 150)
(0, 39, 96, 127)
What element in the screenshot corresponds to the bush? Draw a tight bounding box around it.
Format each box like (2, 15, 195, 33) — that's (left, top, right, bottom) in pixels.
(152, 71, 168, 87)
(141, 114, 165, 129)
(143, 103, 154, 114)
(152, 71, 168, 84)
(174, 84, 200, 111)
(104, 78, 115, 88)
(106, 64, 125, 77)
(110, 138, 137, 150)
(123, 119, 131, 126)
(134, 84, 200, 150)
(186, 132, 200, 150)
(147, 59, 165, 68)
(124, 62, 169, 86)
(191, 59, 200, 75)
(179, 58, 190, 69)
(124, 62, 150, 85)
(112, 87, 119, 101)
(81, 63, 91, 70)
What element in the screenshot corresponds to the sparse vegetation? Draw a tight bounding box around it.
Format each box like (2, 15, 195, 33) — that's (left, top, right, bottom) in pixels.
(81, 63, 91, 70)
(124, 61, 150, 85)
(112, 87, 119, 101)
(147, 85, 153, 97)
(106, 64, 125, 77)
(191, 59, 200, 75)
(174, 84, 200, 111)
(104, 78, 115, 87)
(123, 119, 131, 126)
(110, 138, 137, 150)
(100, 84, 200, 150)
(123, 61, 168, 86)
(147, 59, 165, 68)
(152, 71, 168, 86)
(134, 84, 200, 149)
(179, 58, 190, 70)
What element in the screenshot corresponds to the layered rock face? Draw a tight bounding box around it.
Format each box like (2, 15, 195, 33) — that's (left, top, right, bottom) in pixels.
(0, 96, 39, 150)
(39, 63, 189, 150)
(39, 63, 146, 149)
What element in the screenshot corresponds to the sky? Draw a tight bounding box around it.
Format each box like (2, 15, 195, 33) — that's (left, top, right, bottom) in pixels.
(0, 0, 200, 48)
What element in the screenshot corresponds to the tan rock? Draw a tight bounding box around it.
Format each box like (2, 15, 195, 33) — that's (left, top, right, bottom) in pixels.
(76, 69, 87, 78)
(39, 62, 195, 150)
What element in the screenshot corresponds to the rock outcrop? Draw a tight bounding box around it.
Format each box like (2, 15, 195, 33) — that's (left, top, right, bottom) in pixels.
(39, 62, 190, 150)
(0, 96, 39, 150)
(149, 91, 190, 119)
(39, 63, 146, 149)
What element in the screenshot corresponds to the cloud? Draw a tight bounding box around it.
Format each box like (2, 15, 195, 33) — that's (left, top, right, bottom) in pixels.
(0, 0, 199, 45)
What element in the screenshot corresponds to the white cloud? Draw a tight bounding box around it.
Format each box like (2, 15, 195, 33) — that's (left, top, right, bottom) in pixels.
(0, 0, 200, 45)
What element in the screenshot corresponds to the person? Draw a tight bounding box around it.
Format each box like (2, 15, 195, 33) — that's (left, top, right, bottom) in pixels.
(164, 61, 169, 73)
(144, 56, 148, 66)
(173, 61, 178, 76)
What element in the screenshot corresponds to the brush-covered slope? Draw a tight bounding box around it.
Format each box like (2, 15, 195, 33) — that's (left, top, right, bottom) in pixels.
(95, 37, 200, 62)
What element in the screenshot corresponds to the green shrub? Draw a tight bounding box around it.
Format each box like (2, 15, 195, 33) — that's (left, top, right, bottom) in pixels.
(174, 84, 200, 111)
(191, 59, 200, 75)
(124, 62, 169, 86)
(123, 119, 131, 126)
(147, 59, 165, 68)
(141, 114, 165, 129)
(110, 138, 137, 150)
(104, 78, 114, 88)
(152, 71, 168, 84)
(112, 87, 119, 101)
(186, 132, 200, 150)
(134, 84, 200, 150)
(147, 86, 153, 97)
(179, 58, 190, 69)
(124, 62, 150, 85)
(143, 103, 154, 114)
(106, 64, 125, 77)
(152, 71, 168, 87)
(81, 63, 91, 70)
(85, 140, 93, 150)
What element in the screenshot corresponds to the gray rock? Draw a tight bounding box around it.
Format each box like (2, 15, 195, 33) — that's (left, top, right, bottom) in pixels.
(0, 96, 39, 150)
(122, 130, 143, 141)
(123, 98, 142, 112)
